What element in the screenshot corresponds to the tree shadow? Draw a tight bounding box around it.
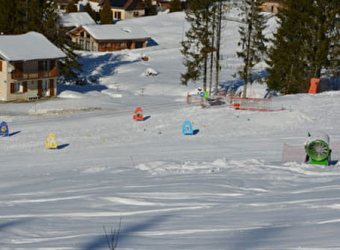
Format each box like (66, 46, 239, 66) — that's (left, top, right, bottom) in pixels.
(58, 84, 108, 95)
(46, 144, 70, 150)
(143, 115, 151, 121)
(58, 54, 141, 95)
(82, 215, 171, 250)
(9, 131, 21, 137)
(219, 70, 269, 94)
(57, 144, 70, 150)
(0, 219, 32, 232)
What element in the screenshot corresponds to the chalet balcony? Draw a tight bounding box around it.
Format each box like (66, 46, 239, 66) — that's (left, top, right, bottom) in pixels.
(11, 68, 59, 80)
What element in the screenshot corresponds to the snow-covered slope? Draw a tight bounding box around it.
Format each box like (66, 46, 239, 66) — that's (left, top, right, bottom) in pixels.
(0, 9, 340, 250)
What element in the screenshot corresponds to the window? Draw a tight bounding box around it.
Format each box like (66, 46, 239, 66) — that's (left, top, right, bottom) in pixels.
(133, 12, 139, 17)
(11, 82, 21, 93)
(43, 60, 49, 71)
(42, 79, 49, 92)
(14, 82, 21, 92)
(135, 41, 144, 48)
(79, 39, 85, 49)
(86, 41, 90, 50)
(39, 60, 49, 72)
(115, 12, 121, 19)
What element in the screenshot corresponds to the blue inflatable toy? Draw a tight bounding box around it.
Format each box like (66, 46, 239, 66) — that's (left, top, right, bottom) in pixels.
(0, 121, 9, 136)
(182, 120, 194, 135)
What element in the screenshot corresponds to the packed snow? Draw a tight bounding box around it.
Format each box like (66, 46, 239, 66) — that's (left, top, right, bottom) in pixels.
(1, 9, 340, 250)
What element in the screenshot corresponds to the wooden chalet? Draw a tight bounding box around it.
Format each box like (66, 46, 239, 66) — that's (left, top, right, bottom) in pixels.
(93, 0, 146, 20)
(0, 32, 66, 101)
(68, 23, 150, 52)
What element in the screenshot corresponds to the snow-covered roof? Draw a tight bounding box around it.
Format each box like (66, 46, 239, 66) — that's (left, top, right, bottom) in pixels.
(77, 23, 150, 40)
(0, 32, 66, 62)
(58, 12, 96, 28)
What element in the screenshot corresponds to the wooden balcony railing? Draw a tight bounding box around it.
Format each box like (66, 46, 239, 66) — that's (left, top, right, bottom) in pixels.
(11, 67, 59, 80)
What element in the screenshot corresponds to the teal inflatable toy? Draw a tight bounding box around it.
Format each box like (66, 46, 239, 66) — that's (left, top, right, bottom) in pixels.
(182, 120, 193, 135)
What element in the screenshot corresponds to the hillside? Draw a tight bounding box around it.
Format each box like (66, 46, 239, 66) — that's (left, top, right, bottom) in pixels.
(1, 10, 340, 250)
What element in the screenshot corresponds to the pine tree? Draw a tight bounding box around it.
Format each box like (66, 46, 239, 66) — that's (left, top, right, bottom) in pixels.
(327, 1, 340, 77)
(100, 0, 113, 24)
(181, 0, 224, 94)
(26, 0, 46, 33)
(83, 2, 97, 22)
(31, 0, 82, 78)
(266, 0, 340, 93)
(207, 1, 224, 95)
(266, 0, 311, 93)
(180, 0, 212, 90)
(308, 0, 340, 78)
(144, 0, 157, 16)
(66, 1, 78, 13)
(236, 0, 268, 98)
(214, 0, 224, 94)
(0, 0, 26, 34)
(170, 0, 182, 13)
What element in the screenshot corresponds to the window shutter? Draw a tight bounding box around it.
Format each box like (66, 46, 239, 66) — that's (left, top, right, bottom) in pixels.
(10, 82, 15, 93)
(38, 80, 42, 96)
(49, 79, 55, 96)
(22, 81, 27, 92)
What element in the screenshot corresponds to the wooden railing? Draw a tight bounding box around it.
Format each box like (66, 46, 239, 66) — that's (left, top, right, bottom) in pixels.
(11, 67, 59, 80)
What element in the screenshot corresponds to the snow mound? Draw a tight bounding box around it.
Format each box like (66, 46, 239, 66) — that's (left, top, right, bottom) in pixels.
(58, 90, 84, 99)
(144, 68, 158, 76)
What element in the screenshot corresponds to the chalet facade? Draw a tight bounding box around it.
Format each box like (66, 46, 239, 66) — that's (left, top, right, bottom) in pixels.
(156, 0, 187, 11)
(86, 0, 145, 20)
(68, 23, 150, 52)
(0, 32, 66, 101)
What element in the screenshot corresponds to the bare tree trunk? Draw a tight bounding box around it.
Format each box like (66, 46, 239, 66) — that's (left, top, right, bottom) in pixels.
(203, 15, 209, 92)
(242, 0, 254, 99)
(209, 5, 216, 95)
(215, 1, 223, 95)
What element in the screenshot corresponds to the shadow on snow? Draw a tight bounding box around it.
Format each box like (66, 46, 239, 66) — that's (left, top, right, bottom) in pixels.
(58, 54, 141, 95)
(82, 215, 171, 250)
